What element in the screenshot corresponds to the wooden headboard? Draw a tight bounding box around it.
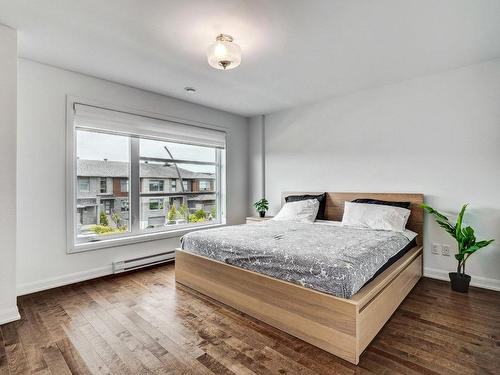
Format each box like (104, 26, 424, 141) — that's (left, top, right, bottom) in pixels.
(282, 192, 424, 245)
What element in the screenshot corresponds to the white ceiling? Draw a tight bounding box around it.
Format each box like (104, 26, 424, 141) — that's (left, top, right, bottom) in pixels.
(1, 0, 500, 117)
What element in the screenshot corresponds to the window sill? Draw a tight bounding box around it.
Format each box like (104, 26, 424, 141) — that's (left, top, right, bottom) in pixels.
(68, 223, 226, 254)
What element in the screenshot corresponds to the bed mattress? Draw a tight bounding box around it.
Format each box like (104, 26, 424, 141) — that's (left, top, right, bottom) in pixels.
(180, 220, 417, 298)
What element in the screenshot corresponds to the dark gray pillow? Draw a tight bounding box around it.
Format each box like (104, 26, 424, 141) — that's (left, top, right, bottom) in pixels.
(351, 198, 411, 210)
(285, 193, 327, 220)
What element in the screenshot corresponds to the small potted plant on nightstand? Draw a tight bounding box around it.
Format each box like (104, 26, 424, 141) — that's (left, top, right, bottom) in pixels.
(254, 198, 269, 218)
(422, 203, 494, 293)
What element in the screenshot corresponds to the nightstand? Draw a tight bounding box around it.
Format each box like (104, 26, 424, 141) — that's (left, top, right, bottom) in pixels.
(246, 216, 273, 224)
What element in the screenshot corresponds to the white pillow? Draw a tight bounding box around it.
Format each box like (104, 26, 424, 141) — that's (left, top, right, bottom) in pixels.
(273, 199, 319, 223)
(341, 201, 411, 232)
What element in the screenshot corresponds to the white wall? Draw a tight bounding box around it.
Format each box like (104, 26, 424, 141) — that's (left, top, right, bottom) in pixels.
(0, 25, 19, 324)
(247, 115, 265, 215)
(17, 59, 249, 295)
(254, 59, 500, 290)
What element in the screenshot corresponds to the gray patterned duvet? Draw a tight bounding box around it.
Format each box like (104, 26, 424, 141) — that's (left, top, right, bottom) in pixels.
(180, 221, 416, 298)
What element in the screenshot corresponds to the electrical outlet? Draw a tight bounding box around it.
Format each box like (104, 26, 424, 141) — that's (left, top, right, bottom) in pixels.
(431, 243, 441, 254)
(442, 244, 451, 256)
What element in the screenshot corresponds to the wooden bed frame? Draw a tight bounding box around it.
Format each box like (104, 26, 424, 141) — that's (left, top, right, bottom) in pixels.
(175, 192, 424, 364)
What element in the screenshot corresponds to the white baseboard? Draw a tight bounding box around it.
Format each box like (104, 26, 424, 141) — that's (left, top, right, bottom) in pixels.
(17, 265, 113, 296)
(0, 306, 20, 325)
(16, 265, 499, 297)
(424, 267, 500, 292)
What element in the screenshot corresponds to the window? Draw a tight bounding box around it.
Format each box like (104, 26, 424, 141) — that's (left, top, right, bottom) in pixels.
(149, 179, 164, 192)
(199, 180, 210, 191)
(78, 177, 90, 193)
(139, 139, 221, 232)
(74, 130, 130, 242)
(120, 199, 129, 212)
(120, 178, 128, 193)
(148, 199, 164, 210)
(68, 102, 226, 252)
(100, 178, 107, 193)
(103, 200, 112, 215)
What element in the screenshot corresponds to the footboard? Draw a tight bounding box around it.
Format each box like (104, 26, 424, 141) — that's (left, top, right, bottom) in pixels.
(354, 248, 423, 355)
(175, 246, 422, 364)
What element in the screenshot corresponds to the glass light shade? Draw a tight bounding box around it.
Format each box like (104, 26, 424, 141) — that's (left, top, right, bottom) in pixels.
(207, 35, 241, 70)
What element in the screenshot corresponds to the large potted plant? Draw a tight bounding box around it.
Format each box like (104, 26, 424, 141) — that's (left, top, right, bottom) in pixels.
(422, 203, 494, 293)
(253, 198, 269, 218)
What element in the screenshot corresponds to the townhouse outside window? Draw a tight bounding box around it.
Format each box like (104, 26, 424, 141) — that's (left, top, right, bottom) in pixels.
(139, 138, 221, 231)
(75, 130, 131, 238)
(68, 101, 226, 252)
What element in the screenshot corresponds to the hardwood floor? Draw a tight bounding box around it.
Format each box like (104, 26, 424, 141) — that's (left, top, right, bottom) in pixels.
(1, 263, 499, 375)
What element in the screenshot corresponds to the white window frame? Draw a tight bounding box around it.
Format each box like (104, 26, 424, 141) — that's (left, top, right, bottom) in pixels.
(102, 199, 112, 214)
(148, 198, 164, 211)
(99, 177, 107, 194)
(78, 177, 90, 193)
(120, 199, 129, 212)
(148, 179, 164, 192)
(120, 178, 128, 193)
(66, 96, 227, 253)
(199, 180, 210, 191)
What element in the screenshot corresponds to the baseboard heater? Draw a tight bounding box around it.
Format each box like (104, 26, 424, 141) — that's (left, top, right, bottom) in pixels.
(112, 251, 175, 274)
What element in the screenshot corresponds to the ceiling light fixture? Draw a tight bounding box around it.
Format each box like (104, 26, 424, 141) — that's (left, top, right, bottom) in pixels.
(207, 34, 241, 70)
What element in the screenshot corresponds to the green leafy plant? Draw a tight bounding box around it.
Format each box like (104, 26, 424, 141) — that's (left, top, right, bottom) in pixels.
(179, 203, 188, 219)
(253, 198, 269, 213)
(422, 204, 494, 276)
(90, 225, 115, 234)
(167, 206, 178, 222)
(194, 209, 206, 220)
(99, 211, 109, 226)
(111, 212, 121, 227)
(188, 210, 207, 223)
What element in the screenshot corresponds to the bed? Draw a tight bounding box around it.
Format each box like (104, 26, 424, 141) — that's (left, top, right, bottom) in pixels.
(175, 192, 423, 364)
